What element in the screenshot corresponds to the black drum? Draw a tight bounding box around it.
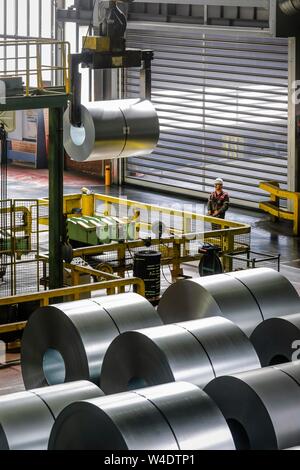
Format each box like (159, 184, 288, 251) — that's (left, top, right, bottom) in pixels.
(133, 250, 161, 302)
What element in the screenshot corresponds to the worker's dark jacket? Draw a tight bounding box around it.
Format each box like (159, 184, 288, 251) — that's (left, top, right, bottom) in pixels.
(208, 191, 229, 219)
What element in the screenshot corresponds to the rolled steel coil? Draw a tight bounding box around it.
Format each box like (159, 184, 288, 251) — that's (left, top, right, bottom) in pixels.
(21, 293, 161, 389)
(250, 314, 300, 366)
(157, 272, 263, 335)
(100, 316, 260, 394)
(158, 268, 300, 336)
(92, 292, 161, 332)
(63, 99, 159, 162)
(49, 382, 235, 450)
(227, 268, 300, 321)
(0, 381, 103, 450)
(205, 366, 300, 450)
(274, 360, 300, 386)
(279, 0, 300, 15)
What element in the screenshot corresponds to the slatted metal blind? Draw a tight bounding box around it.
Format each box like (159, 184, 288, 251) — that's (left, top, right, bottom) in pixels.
(125, 28, 289, 206)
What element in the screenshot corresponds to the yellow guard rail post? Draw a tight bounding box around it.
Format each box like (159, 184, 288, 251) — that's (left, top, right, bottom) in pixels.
(259, 181, 300, 236)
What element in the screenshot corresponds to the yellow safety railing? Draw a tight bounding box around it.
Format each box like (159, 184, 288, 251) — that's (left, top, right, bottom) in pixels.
(38, 192, 251, 235)
(0, 277, 145, 335)
(259, 181, 300, 235)
(0, 38, 71, 96)
(37, 192, 251, 274)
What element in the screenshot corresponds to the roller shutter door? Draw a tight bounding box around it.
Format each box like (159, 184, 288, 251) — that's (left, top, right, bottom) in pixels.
(125, 29, 289, 207)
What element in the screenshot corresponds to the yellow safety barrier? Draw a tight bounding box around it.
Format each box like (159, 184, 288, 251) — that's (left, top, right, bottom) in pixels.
(259, 181, 300, 236)
(0, 277, 145, 335)
(0, 38, 71, 96)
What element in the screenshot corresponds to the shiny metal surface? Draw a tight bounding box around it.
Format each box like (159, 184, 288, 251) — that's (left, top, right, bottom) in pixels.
(0, 381, 103, 450)
(63, 99, 159, 162)
(178, 317, 261, 377)
(21, 294, 162, 389)
(157, 273, 263, 336)
(250, 314, 300, 366)
(21, 299, 119, 389)
(274, 361, 300, 386)
(31, 381, 103, 418)
(205, 367, 300, 450)
(48, 392, 179, 450)
(120, 99, 160, 159)
(279, 0, 300, 15)
(100, 316, 260, 394)
(100, 323, 214, 393)
(227, 268, 300, 321)
(0, 391, 53, 450)
(135, 382, 235, 450)
(92, 293, 162, 333)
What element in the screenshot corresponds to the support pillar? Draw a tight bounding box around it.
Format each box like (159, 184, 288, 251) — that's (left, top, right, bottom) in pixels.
(49, 107, 64, 289)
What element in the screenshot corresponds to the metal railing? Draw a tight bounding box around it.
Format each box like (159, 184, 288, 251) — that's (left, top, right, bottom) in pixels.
(38, 192, 251, 275)
(259, 181, 300, 236)
(0, 277, 145, 335)
(0, 38, 71, 97)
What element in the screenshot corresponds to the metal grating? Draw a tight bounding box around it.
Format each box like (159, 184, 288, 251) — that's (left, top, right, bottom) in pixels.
(125, 29, 289, 207)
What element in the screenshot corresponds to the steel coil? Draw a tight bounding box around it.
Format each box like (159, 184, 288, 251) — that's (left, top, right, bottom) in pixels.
(21, 294, 161, 389)
(100, 316, 260, 394)
(49, 382, 235, 450)
(274, 361, 300, 386)
(157, 273, 263, 336)
(205, 367, 300, 450)
(158, 268, 300, 336)
(279, 0, 300, 15)
(227, 268, 300, 321)
(134, 382, 235, 450)
(92, 293, 162, 332)
(63, 99, 159, 162)
(30, 380, 103, 418)
(0, 381, 103, 450)
(250, 314, 300, 366)
(49, 391, 179, 450)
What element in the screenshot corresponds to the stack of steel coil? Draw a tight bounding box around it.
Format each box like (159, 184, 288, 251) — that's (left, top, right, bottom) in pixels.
(158, 268, 300, 336)
(100, 316, 261, 393)
(0, 381, 103, 450)
(21, 293, 161, 388)
(48, 382, 235, 450)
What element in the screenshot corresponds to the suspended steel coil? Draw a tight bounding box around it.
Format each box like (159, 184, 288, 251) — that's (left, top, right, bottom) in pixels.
(279, 0, 300, 15)
(100, 316, 260, 394)
(48, 382, 235, 450)
(63, 99, 159, 162)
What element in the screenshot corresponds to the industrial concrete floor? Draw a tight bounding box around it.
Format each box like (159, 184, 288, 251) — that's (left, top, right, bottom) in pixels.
(2, 165, 300, 396)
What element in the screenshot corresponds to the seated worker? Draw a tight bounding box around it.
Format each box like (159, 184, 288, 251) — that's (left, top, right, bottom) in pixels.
(207, 178, 229, 228)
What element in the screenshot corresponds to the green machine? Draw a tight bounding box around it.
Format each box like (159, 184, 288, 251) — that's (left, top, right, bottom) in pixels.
(67, 215, 136, 246)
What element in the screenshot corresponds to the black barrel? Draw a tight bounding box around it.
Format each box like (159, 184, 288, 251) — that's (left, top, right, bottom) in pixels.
(133, 250, 161, 302)
(198, 245, 223, 277)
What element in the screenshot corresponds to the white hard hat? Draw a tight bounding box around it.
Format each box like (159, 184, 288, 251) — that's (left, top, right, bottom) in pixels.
(214, 178, 224, 185)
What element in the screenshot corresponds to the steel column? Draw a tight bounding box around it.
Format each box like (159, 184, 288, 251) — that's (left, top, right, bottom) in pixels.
(49, 107, 64, 289)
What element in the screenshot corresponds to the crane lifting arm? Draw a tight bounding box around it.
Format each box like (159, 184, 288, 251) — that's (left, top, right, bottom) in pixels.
(69, 0, 152, 128)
